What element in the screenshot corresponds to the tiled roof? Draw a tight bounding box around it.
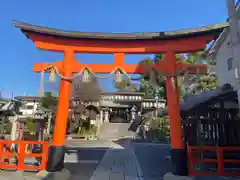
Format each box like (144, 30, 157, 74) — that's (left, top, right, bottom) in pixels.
(14, 96, 41, 101)
(209, 0, 240, 55)
(158, 83, 237, 116)
(15, 92, 145, 101)
(103, 92, 145, 96)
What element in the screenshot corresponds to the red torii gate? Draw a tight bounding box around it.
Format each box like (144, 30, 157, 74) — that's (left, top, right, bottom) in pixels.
(13, 21, 226, 176)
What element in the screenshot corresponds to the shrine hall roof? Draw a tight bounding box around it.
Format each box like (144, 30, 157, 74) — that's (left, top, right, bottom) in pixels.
(158, 83, 237, 117)
(13, 21, 228, 40)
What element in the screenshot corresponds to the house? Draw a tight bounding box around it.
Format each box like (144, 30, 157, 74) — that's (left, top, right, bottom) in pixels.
(14, 96, 41, 115)
(0, 98, 9, 108)
(15, 92, 166, 123)
(209, 1, 240, 88)
(158, 83, 238, 117)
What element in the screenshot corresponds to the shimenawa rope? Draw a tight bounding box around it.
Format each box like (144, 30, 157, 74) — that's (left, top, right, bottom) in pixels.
(38, 65, 208, 95)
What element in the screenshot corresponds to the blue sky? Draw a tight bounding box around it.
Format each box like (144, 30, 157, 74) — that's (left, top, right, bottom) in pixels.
(0, 0, 231, 98)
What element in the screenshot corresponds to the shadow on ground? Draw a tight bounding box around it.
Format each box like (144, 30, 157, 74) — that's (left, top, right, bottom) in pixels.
(41, 138, 173, 180)
(114, 138, 173, 180)
(64, 146, 109, 180)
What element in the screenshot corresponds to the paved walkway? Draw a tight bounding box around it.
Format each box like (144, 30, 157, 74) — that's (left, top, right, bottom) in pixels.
(89, 140, 142, 180)
(0, 140, 239, 180)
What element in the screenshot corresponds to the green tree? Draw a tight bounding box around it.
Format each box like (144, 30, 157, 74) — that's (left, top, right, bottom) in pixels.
(185, 52, 207, 64)
(136, 52, 218, 141)
(113, 52, 218, 99)
(138, 54, 184, 99)
(40, 92, 58, 110)
(114, 77, 137, 92)
(148, 116, 170, 142)
(72, 75, 102, 101)
(70, 75, 102, 135)
(182, 52, 218, 97)
(153, 53, 185, 63)
(137, 56, 165, 99)
(198, 74, 218, 92)
(39, 92, 58, 135)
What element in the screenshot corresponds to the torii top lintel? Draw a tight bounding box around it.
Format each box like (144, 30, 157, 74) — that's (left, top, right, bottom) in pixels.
(13, 21, 226, 74)
(13, 21, 227, 54)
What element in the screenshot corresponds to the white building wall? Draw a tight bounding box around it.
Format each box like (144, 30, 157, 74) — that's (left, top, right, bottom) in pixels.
(215, 34, 236, 87)
(19, 101, 39, 115)
(215, 14, 240, 88)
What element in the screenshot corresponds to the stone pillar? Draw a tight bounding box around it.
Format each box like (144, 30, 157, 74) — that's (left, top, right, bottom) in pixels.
(36, 120, 41, 141)
(10, 116, 18, 150)
(47, 113, 52, 136)
(104, 109, 109, 122)
(105, 110, 109, 122)
(131, 106, 137, 122)
(100, 110, 103, 124)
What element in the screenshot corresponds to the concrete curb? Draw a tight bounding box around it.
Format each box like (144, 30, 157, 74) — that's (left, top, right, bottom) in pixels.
(37, 169, 71, 180)
(163, 172, 195, 180)
(132, 141, 171, 147)
(11, 171, 25, 180)
(66, 136, 98, 141)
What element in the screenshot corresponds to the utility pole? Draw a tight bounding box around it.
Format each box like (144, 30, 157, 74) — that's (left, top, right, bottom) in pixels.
(227, 0, 240, 108)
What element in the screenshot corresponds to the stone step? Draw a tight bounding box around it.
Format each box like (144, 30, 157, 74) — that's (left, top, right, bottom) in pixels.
(97, 123, 135, 140)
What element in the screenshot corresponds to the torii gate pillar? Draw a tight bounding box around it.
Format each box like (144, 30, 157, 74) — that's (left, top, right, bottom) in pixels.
(165, 51, 187, 175)
(46, 50, 75, 171)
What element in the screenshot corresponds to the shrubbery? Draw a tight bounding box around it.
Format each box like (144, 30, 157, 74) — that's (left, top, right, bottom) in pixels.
(146, 116, 170, 142)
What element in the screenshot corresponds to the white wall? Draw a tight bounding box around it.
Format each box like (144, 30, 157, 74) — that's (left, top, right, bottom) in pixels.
(215, 34, 236, 87)
(19, 101, 39, 115)
(215, 17, 240, 88)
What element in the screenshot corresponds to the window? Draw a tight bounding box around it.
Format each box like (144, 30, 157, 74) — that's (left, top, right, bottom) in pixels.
(226, 42, 231, 48)
(227, 57, 233, 70)
(26, 105, 34, 110)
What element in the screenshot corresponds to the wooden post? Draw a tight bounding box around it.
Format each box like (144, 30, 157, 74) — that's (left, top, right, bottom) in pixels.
(164, 51, 188, 176)
(46, 49, 74, 172)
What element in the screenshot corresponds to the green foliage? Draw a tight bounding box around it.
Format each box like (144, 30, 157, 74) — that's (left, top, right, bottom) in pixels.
(114, 77, 137, 92)
(138, 77, 165, 98)
(138, 55, 167, 99)
(147, 116, 170, 142)
(78, 124, 97, 136)
(0, 117, 11, 134)
(154, 53, 184, 63)
(40, 92, 58, 110)
(114, 51, 218, 99)
(185, 52, 207, 64)
(26, 118, 36, 133)
(182, 53, 218, 95)
(198, 75, 219, 92)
